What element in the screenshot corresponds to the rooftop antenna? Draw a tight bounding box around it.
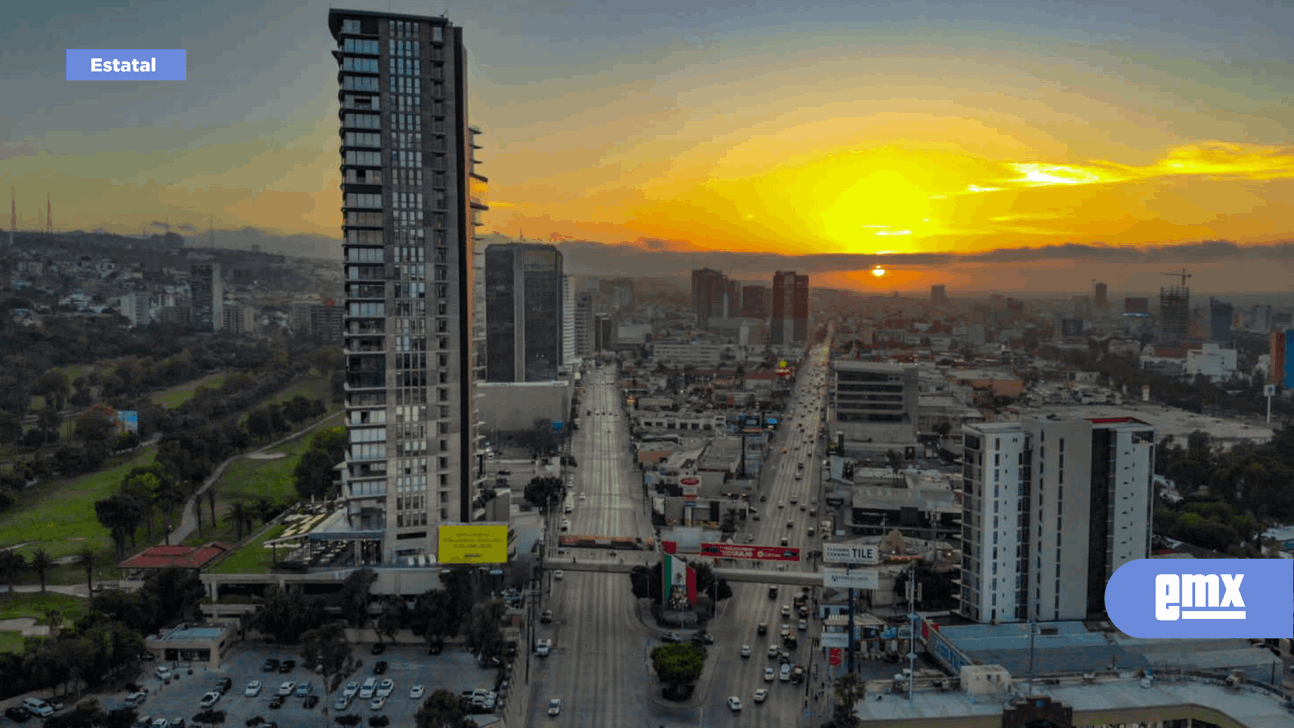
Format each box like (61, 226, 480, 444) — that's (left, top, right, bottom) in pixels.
(45, 193, 52, 234)
(9, 187, 15, 242)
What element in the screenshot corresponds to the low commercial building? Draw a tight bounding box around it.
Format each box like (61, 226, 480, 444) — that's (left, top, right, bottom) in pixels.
(143, 624, 235, 669)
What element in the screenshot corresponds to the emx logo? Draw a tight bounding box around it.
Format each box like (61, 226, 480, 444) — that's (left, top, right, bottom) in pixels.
(1106, 559, 1292, 639)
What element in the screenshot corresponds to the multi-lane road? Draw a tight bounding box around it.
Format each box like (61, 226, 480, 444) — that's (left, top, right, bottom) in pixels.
(527, 345, 836, 727)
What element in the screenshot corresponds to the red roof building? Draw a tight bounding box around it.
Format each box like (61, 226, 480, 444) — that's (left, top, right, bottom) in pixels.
(118, 542, 232, 571)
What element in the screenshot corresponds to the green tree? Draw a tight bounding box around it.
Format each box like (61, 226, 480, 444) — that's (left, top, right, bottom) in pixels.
(30, 547, 53, 593)
(414, 689, 475, 728)
(75, 404, 118, 447)
(832, 673, 865, 728)
(294, 426, 348, 500)
(228, 501, 252, 541)
(650, 643, 705, 690)
(299, 622, 352, 716)
(94, 494, 140, 559)
(340, 568, 377, 628)
(376, 595, 404, 645)
(252, 586, 326, 644)
(0, 549, 26, 600)
(463, 600, 506, 663)
(523, 476, 564, 508)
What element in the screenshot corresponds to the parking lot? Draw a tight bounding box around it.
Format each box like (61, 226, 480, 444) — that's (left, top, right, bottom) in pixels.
(118, 643, 501, 728)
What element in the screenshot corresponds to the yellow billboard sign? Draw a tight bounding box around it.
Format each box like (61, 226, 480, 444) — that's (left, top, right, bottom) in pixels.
(438, 523, 509, 564)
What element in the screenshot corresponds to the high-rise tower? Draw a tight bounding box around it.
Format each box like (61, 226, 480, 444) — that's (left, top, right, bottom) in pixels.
(484, 243, 563, 382)
(771, 270, 809, 344)
(329, 9, 488, 564)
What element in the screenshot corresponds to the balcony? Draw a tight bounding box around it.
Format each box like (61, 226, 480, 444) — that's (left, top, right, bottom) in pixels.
(345, 374, 385, 390)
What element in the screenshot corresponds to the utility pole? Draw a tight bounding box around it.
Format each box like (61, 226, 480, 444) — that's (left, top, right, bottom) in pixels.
(1027, 618, 1037, 696)
(907, 560, 918, 704)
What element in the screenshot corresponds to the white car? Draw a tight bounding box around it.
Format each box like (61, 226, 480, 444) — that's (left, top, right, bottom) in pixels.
(781, 604, 791, 617)
(369, 696, 387, 711)
(798, 619, 808, 631)
(376, 679, 394, 698)
(359, 678, 378, 699)
(536, 638, 552, 656)
(333, 695, 351, 711)
(727, 696, 742, 711)
(547, 698, 562, 716)
(768, 644, 779, 658)
(277, 682, 296, 697)
(22, 699, 53, 718)
(554, 570, 564, 580)
(244, 681, 262, 697)
(779, 663, 792, 681)
(199, 692, 221, 709)
(409, 685, 425, 699)
(740, 645, 751, 658)
(763, 667, 775, 682)
(342, 681, 359, 699)
(560, 519, 570, 531)
(754, 688, 768, 703)
(155, 666, 172, 681)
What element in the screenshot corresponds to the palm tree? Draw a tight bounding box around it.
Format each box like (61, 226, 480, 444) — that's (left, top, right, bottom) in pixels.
(0, 549, 26, 600)
(207, 487, 218, 533)
(229, 502, 251, 541)
(76, 546, 96, 594)
(30, 548, 53, 593)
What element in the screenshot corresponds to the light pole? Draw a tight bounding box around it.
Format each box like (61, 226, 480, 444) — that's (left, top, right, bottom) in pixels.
(1027, 618, 1037, 696)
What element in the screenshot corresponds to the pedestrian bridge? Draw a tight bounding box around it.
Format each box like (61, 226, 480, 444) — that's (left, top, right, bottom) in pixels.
(550, 558, 824, 587)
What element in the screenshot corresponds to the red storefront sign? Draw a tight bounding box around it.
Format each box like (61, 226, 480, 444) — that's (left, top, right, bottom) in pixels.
(698, 542, 801, 561)
(828, 648, 842, 666)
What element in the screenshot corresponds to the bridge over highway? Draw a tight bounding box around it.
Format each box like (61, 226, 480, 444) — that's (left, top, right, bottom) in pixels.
(547, 558, 826, 587)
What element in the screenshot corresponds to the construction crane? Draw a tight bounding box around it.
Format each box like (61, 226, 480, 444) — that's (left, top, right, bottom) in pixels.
(1161, 268, 1192, 287)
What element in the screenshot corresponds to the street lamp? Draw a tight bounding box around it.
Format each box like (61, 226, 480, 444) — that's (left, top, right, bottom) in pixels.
(165, 523, 173, 546)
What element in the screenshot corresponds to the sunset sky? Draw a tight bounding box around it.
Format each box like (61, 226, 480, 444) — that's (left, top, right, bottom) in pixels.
(3, 0, 1294, 291)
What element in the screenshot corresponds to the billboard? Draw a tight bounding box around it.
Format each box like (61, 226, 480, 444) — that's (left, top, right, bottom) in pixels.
(829, 456, 847, 482)
(823, 544, 879, 565)
(823, 567, 879, 590)
(698, 542, 801, 561)
(1124, 297, 1150, 317)
(1285, 331, 1294, 390)
(437, 523, 509, 564)
(820, 632, 850, 648)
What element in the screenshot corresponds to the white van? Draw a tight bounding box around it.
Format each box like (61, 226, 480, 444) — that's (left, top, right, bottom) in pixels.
(359, 677, 378, 699)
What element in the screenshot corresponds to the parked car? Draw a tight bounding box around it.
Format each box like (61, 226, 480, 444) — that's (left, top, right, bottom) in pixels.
(4, 706, 30, 723)
(262, 659, 279, 672)
(369, 697, 387, 711)
(302, 696, 319, 709)
(276, 682, 295, 697)
(294, 682, 312, 698)
(125, 692, 148, 708)
(21, 699, 53, 718)
(660, 632, 680, 643)
(409, 685, 425, 699)
(199, 692, 221, 710)
(268, 696, 282, 710)
(359, 678, 378, 699)
(155, 666, 172, 682)
(342, 682, 359, 699)
(214, 677, 232, 694)
(332, 695, 350, 712)
(376, 679, 394, 698)
(373, 660, 388, 675)
(278, 660, 295, 673)
(244, 680, 263, 698)
(370, 643, 386, 655)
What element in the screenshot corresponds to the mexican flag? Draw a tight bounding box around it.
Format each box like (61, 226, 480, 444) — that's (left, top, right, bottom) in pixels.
(662, 553, 697, 606)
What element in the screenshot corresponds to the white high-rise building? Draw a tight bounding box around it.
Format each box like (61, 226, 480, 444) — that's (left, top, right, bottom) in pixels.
(562, 275, 577, 365)
(330, 9, 488, 564)
(959, 417, 1154, 624)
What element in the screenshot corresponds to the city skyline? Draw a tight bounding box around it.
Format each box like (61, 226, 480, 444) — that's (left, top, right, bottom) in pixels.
(3, 0, 1294, 294)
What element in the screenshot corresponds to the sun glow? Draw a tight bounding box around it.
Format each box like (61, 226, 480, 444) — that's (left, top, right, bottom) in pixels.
(871, 266, 887, 277)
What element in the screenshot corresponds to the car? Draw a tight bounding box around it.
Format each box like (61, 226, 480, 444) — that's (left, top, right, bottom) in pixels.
(768, 643, 780, 658)
(553, 570, 564, 581)
(547, 698, 562, 716)
(560, 520, 570, 531)
(359, 678, 378, 699)
(535, 638, 552, 656)
(370, 643, 386, 655)
(369, 697, 387, 711)
(780, 663, 792, 681)
(781, 604, 791, 617)
(278, 659, 295, 673)
(661, 632, 680, 643)
(294, 682, 312, 698)
(5, 706, 30, 722)
(332, 695, 350, 712)
(376, 679, 394, 698)
(778, 501, 784, 508)
(754, 688, 768, 703)
(268, 697, 282, 710)
(151, 720, 170, 728)
(277, 682, 295, 697)
(760, 495, 767, 502)
(262, 659, 279, 672)
(303, 695, 319, 709)
(342, 682, 359, 699)
(199, 692, 221, 709)
(798, 619, 808, 631)
(215, 677, 233, 694)
(768, 586, 778, 598)
(540, 609, 553, 623)
(757, 622, 768, 635)
(780, 624, 790, 638)
(498, 469, 512, 476)
(690, 632, 714, 645)
(155, 666, 172, 681)
(373, 661, 388, 675)
(578, 493, 586, 500)
(740, 645, 751, 658)
(727, 696, 742, 711)
(21, 700, 53, 718)
(409, 685, 425, 699)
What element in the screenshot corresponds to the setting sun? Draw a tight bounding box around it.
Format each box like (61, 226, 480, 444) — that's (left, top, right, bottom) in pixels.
(871, 266, 887, 277)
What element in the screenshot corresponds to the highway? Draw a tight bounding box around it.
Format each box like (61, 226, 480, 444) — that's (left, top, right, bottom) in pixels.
(527, 341, 836, 727)
(700, 340, 835, 727)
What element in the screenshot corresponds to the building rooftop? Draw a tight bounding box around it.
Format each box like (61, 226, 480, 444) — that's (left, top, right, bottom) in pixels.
(849, 484, 960, 514)
(855, 673, 1294, 727)
(1015, 402, 1272, 447)
(119, 543, 232, 570)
